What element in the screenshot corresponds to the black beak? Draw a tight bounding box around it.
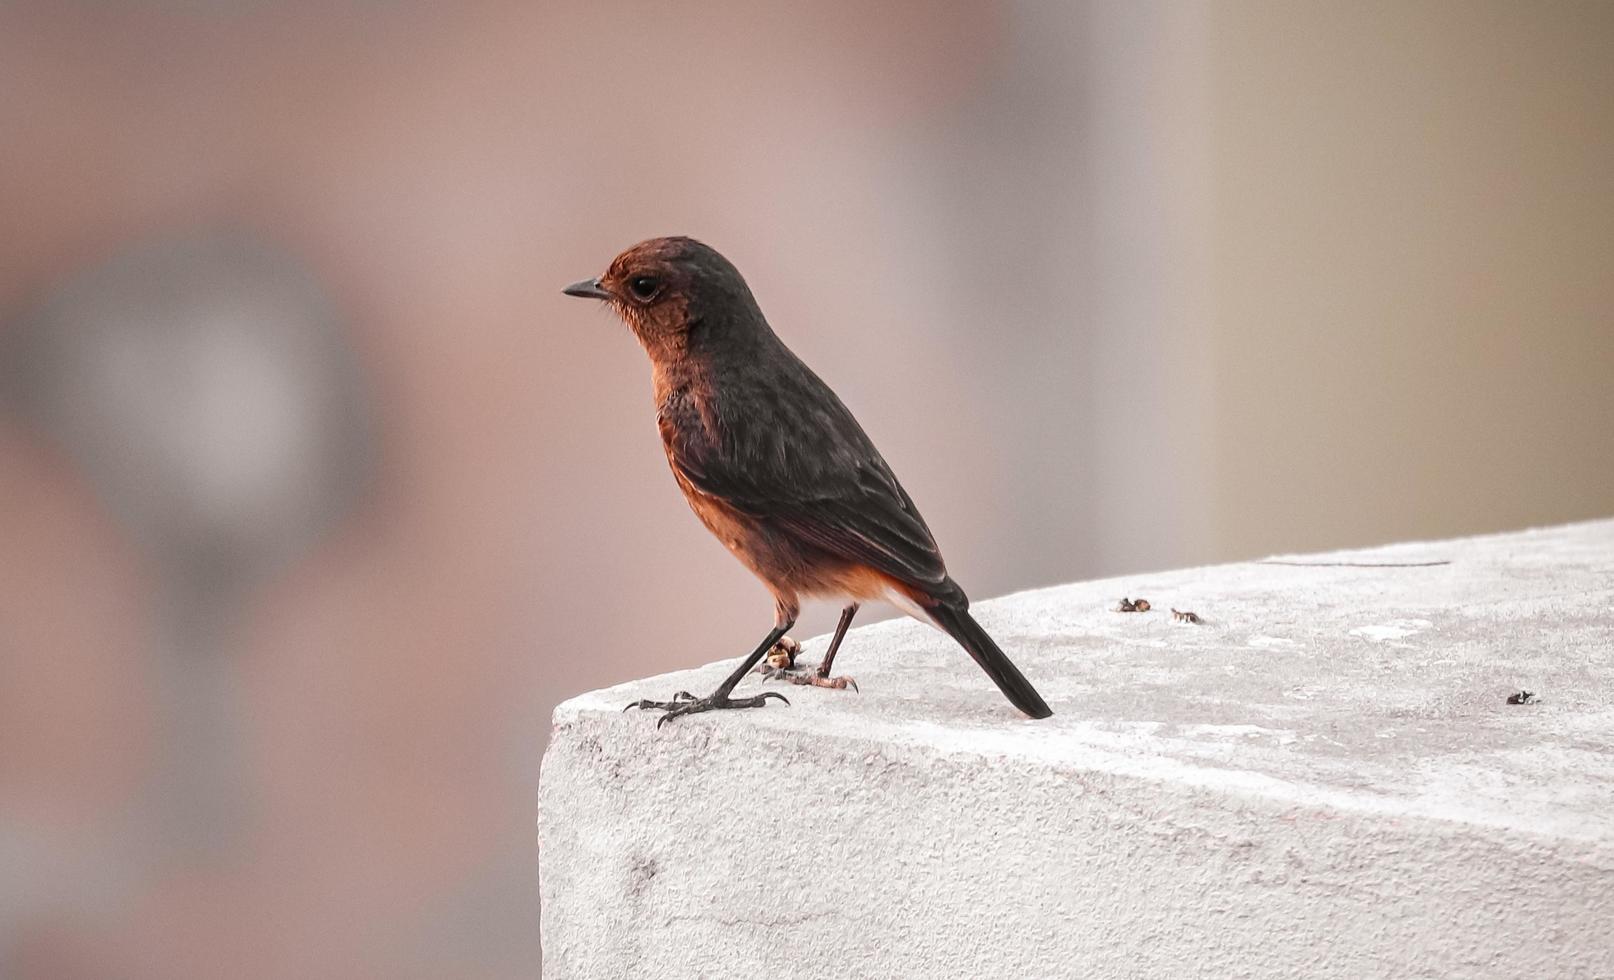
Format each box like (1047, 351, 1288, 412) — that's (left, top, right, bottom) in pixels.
(562, 278, 613, 301)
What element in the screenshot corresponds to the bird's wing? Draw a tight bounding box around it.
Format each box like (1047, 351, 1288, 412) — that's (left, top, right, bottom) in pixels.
(776, 459, 950, 592)
(663, 377, 951, 594)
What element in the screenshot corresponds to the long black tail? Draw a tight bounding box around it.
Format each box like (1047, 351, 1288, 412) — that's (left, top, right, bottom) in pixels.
(926, 602, 1053, 719)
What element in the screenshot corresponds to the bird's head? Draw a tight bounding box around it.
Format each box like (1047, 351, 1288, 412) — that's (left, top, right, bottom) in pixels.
(563, 237, 766, 358)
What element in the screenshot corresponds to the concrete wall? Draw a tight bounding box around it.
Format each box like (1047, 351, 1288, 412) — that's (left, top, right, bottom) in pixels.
(541, 521, 1614, 978)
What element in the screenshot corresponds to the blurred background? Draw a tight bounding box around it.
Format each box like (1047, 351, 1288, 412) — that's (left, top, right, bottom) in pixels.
(1, 1, 1610, 976)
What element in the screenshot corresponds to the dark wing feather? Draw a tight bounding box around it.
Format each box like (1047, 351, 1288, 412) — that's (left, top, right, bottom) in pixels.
(772, 466, 949, 590)
(666, 350, 951, 594)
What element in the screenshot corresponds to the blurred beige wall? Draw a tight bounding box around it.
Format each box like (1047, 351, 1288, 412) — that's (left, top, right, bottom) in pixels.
(0, 1, 1609, 977)
(1207, 0, 1614, 557)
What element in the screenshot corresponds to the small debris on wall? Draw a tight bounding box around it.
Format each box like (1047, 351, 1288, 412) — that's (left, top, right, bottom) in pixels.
(765, 636, 801, 670)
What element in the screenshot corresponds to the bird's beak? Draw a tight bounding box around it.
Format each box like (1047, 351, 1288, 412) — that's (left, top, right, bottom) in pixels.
(562, 278, 613, 301)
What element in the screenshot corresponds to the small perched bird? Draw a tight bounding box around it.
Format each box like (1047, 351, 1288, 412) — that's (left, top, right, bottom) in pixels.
(564, 237, 1052, 724)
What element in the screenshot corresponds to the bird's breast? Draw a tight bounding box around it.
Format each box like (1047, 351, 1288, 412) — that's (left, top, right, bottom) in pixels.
(669, 466, 744, 543)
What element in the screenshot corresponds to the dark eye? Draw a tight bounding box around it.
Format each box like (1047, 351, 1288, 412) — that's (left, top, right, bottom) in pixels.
(627, 275, 661, 301)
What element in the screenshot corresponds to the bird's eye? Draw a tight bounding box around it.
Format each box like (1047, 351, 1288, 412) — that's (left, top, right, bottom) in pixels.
(627, 275, 661, 301)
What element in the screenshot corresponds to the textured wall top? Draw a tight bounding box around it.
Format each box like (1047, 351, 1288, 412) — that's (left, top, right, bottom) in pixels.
(541, 520, 1614, 978)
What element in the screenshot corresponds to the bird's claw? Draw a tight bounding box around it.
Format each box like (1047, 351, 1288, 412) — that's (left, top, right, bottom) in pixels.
(623, 690, 790, 727)
(621, 690, 698, 712)
(758, 665, 858, 692)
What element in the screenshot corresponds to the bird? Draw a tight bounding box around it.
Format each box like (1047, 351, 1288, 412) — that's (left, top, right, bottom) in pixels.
(563, 237, 1052, 724)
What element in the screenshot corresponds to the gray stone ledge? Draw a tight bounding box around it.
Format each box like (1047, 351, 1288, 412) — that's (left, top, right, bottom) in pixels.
(540, 520, 1614, 979)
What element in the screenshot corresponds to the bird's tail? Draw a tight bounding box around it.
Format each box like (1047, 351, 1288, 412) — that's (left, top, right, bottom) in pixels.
(926, 601, 1053, 719)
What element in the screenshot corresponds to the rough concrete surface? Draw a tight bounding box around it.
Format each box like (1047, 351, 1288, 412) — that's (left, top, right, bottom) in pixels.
(539, 521, 1614, 979)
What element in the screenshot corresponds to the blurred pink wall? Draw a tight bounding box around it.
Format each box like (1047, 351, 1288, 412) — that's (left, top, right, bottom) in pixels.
(1, 1, 1610, 977)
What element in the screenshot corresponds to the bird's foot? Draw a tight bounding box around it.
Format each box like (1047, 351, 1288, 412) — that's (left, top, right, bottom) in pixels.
(624, 690, 789, 728)
(758, 664, 858, 692)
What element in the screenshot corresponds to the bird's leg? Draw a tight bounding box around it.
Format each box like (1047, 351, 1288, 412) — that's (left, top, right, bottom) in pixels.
(626, 609, 797, 727)
(815, 603, 859, 685)
(760, 603, 859, 691)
